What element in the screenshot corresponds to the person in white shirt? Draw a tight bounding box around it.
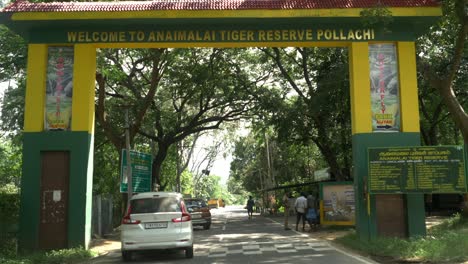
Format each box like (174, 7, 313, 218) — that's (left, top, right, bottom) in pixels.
(294, 192, 308, 231)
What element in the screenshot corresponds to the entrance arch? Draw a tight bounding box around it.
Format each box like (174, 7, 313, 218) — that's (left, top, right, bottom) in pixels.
(0, 0, 441, 251)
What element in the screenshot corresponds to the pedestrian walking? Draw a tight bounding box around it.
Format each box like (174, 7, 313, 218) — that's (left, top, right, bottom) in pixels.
(246, 196, 255, 219)
(282, 191, 291, 230)
(294, 192, 308, 231)
(306, 193, 319, 232)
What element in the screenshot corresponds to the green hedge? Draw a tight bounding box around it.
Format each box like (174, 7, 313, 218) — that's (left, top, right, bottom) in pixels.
(0, 192, 20, 224)
(0, 191, 20, 258)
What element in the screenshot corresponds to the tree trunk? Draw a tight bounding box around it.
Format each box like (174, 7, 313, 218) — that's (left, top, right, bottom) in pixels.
(438, 85, 468, 143)
(176, 142, 181, 193)
(430, 0, 468, 217)
(152, 142, 169, 191)
(313, 138, 345, 181)
(428, 125, 439, 146)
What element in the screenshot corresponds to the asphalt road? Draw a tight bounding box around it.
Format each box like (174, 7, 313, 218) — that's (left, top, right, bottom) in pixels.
(90, 206, 377, 264)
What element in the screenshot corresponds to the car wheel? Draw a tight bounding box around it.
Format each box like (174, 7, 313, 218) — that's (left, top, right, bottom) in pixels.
(122, 251, 133, 261)
(185, 246, 194, 258)
(203, 223, 210, 230)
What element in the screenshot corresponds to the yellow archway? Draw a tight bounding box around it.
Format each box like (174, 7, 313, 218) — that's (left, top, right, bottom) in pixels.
(0, 0, 441, 251)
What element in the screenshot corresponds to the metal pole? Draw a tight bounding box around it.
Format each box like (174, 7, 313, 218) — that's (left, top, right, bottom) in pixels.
(125, 108, 133, 204)
(265, 134, 272, 187)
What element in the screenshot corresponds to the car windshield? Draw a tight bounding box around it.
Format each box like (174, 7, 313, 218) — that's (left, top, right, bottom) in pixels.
(186, 200, 206, 208)
(130, 197, 181, 214)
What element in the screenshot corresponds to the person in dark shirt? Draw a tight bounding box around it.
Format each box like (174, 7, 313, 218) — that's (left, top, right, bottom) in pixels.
(306, 193, 319, 231)
(246, 196, 255, 219)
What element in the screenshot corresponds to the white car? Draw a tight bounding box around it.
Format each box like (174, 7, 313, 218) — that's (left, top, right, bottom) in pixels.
(121, 192, 194, 261)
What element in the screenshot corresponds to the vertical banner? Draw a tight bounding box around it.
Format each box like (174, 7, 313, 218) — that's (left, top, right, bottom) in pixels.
(369, 44, 400, 132)
(45, 47, 74, 131)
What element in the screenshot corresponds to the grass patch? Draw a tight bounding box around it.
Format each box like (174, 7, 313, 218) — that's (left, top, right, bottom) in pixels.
(335, 214, 468, 263)
(0, 247, 96, 264)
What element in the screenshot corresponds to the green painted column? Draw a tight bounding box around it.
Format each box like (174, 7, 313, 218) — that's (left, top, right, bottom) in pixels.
(398, 42, 426, 238)
(69, 44, 96, 249)
(21, 132, 94, 251)
(353, 133, 422, 239)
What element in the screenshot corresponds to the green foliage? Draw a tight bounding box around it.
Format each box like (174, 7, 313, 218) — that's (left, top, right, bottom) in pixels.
(96, 48, 261, 190)
(429, 213, 466, 234)
(0, 138, 22, 187)
(336, 215, 468, 262)
(0, 191, 19, 222)
(258, 47, 352, 181)
(0, 137, 21, 258)
(360, 5, 393, 33)
(0, 186, 20, 259)
(195, 174, 223, 199)
(160, 145, 177, 191)
(180, 170, 194, 195)
(416, 0, 468, 146)
(228, 193, 246, 206)
(0, 26, 27, 82)
(229, 134, 261, 193)
(0, 80, 26, 137)
(0, 26, 27, 137)
(92, 130, 120, 195)
(0, 247, 96, 264)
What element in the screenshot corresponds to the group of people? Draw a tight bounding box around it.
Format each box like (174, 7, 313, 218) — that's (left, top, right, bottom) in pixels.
(246, 192, 319, 232)
(283, 191, 319, 232)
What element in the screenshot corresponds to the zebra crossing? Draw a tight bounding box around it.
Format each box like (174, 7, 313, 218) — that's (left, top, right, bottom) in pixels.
(196, 241, 333, 258)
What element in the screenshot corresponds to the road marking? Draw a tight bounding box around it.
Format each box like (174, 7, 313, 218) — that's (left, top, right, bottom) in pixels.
(244, 251, 262, 255)
(243, 245, 260, 250)
(266, 216, 377, 264)
(222, 212, 229, 231)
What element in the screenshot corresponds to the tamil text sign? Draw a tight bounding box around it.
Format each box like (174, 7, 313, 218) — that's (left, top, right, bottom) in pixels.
(368, 146, 466, 194)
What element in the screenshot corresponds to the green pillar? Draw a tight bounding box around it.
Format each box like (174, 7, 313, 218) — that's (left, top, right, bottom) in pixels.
(20, 45, 96, 251)
(349, 42, 426, 240)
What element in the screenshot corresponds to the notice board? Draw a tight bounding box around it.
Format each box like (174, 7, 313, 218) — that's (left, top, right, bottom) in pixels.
(319, 182, 355, 226)
(120, 149, 152, 193)
(368, 146, 466, 194)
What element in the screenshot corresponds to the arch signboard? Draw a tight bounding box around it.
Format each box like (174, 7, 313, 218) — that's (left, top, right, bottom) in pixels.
(0, 0, 442, 251)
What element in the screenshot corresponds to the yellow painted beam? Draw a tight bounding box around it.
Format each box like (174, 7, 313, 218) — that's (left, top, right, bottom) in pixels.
(71, 45, 96, 133)
(349, 42, 372, 134)
(397, 42, 420, 133)
(24, 44, 48, 132)
(11, 7, 442, 21)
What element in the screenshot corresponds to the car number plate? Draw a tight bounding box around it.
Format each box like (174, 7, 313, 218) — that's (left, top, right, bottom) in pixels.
(191, 214, 201, 219)
(145, 222, 168, 229)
